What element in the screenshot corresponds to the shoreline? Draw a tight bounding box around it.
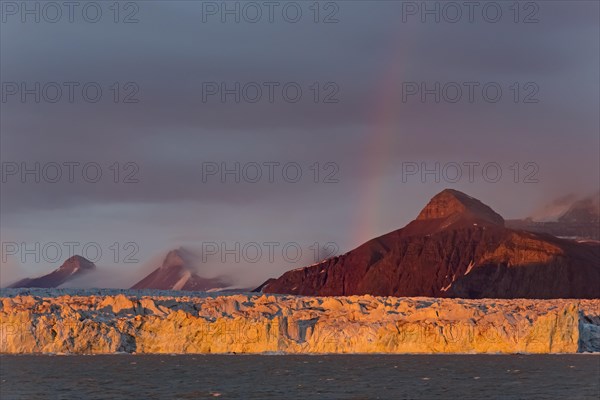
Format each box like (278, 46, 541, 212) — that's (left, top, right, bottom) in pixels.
(3, 352, 600, 356)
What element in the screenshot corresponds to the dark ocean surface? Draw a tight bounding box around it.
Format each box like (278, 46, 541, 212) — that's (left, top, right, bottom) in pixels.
(1, 354, 598, 399)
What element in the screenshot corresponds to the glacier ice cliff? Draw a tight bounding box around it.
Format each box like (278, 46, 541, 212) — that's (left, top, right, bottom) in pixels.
(0, 290, 598, 354)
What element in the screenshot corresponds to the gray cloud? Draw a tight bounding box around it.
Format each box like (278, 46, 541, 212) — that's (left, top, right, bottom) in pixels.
(1, 1, 598, 285)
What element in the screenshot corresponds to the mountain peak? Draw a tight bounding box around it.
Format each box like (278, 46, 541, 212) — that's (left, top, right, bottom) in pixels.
(8, 255, 95, 288)
(59, 255, 96, 271)
(162, 247, 196, 269)
(132, 247, 232, 291)
(416, 189, 504, 226)
(558, 191, 600, 223)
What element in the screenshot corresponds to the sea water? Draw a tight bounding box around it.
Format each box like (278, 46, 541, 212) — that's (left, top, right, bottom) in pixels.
(1, 354, 598, 399)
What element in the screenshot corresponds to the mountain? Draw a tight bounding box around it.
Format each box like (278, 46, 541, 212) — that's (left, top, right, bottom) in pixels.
(506, 192, 600, 240)
(558, 192, 600, 224)
(8, 255, 96, 288)
(131, 248, 232, 291)
(257, 189, 600, 299)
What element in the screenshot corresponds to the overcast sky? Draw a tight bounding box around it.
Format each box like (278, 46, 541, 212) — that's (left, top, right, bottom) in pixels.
(1, 1, 598, 287)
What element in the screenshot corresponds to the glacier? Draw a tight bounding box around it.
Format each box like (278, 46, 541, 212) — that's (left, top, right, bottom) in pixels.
(0, 288, 598, 354)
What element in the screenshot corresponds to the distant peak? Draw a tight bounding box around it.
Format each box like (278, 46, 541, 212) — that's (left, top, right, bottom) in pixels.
(558, 192, 600, 223)
(162, 247, 196, 269)
(60, 255, 95, 271)
(416, 189, 504, 226)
